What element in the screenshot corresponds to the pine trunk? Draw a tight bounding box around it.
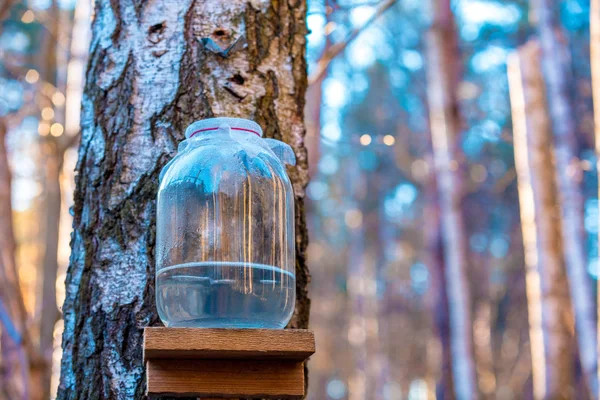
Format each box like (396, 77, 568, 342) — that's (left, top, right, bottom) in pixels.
(425, 0, 477, 398)
(531, 0, 599, 397)
(57, 1, 310, 398)
(508, 41, 574, 400)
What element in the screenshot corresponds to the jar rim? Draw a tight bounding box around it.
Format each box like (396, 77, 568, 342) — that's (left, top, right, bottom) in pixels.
(185, 117, 263, 139)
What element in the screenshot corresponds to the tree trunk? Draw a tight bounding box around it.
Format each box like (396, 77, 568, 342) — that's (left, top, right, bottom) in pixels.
(57, 1, 310, 398)
(591, 1, 600, 397)
(34, 3, 63, 398)
(304, 42, 325, 178)
(346, 219, 368, 400)
(425, 0, 477, 398)
(508, 41, 575, 400)
(423, 170, 455, 400)
(38, 141, 63, 400)
(531, 1, 599, 397)
(0, 120, 30, 399)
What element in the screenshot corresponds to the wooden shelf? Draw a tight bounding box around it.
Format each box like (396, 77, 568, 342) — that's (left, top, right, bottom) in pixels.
(144, 328, 315, 399)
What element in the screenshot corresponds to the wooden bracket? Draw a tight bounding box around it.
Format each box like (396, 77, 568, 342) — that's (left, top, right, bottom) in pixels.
(144, 328, 315, 399)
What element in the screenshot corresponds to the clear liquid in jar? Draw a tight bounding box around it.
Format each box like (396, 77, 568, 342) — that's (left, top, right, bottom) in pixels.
(156, 261, 295, 328)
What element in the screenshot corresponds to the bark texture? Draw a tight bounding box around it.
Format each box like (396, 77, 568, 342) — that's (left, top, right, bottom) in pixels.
(508, 41, 574, 400)
(425, 0, 477, 398)
(57, 1, 309, 398)
(531, 0, 599, 397)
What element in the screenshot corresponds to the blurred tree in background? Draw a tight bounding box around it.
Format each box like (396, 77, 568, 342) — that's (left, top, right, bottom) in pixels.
(0, 0, 598, 399)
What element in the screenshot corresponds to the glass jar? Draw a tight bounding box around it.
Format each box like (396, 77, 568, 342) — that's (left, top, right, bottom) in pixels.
(156, 118, 296, 328)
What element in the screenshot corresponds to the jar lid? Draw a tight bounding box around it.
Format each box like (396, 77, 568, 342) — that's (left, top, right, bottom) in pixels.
(185, 117, 263, 139)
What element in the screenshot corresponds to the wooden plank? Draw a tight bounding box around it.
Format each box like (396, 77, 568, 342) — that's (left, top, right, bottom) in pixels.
(144, 328, 315, 361)
(146, 358, 305, 399)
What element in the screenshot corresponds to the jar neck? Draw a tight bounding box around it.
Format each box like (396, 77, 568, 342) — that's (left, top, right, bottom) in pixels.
(188, 126, 261, 139)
